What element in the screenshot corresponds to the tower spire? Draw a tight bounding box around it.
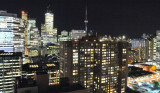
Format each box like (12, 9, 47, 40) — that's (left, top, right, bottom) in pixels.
(84, 0, 88, 35)
(47, 4, 50, 12)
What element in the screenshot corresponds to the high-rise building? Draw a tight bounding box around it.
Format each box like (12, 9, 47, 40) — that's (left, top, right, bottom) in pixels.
(14, 18, 25, 64)
(130, 33, 156, 62)
(57, 30, 86, 43)
(26, 19, 39, 58)
(21, 11, 28, 46)
(28, 25, 39, 46)
(0, 11, 15, 52)
(20, 18, 40, 64)
(153, 37, 157, 60)
(131, 39, 147, 61)
(156, 30, 160, 61)
(60, 36, 129, 93)
(41, 12, 57, 46)
(58, 30, 71, 42)
(141, 34, 155, 61)
(14, 18, 25, 54)
(45, 12, 54, 31)
(21, 11, 29, 64)
(0, 51, 22, 92)
(41, 24, 45, 46)
(59, 41, 73, 83)
(0, 11, 25, 53)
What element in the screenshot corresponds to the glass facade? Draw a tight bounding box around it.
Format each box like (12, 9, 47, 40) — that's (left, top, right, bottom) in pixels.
(42, 12, 57, 46)
(0, 11, 25, 55)
(0, 16, 14, 52)
(45, 12, 54, 31)
(13, 18, 25, 53)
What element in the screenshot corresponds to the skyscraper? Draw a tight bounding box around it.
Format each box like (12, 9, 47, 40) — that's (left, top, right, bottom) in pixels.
(21, 16, 40, 64)
(60, 35, 129, 93)
(45, 12, 54, 31)
(21, 11, 30, 64)
(14, 18, 25, 54)
(21, 11, 28, 46)
(41, 11, 57, 46)
(27, 19, 39, 46)
(0, 11, 24, 53)
(156, 30, 160, 61)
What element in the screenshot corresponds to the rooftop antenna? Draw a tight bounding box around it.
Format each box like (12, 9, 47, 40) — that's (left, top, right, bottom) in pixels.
(47, 4, 50, 12)
(84, 0, 88, 35)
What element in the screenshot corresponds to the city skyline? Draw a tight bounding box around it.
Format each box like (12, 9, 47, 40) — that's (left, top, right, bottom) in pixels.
(1, 0, 160, 37)
(1, 1, 160, 93)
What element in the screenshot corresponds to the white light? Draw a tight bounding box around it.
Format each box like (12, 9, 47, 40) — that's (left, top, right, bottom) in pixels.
(138, 82, 142, 86)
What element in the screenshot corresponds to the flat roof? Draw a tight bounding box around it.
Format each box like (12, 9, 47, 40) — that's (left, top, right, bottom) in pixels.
(128, 71, 153, 77)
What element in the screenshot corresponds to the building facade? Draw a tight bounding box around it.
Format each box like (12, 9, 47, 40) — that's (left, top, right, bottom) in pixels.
(156, 30, 160, 61)
(60, 36, 129, 93)
(41, 12, 57, 46)
(71, 30, 87, 40)
(0, 11, 24, 52)
(0, 52, 22, 92)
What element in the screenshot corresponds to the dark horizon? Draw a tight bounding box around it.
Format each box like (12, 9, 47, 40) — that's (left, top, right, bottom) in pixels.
(1, 0, 160, 38)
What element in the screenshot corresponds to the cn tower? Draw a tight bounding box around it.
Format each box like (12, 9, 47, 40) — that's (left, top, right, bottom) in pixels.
(84, 0, 88, 35)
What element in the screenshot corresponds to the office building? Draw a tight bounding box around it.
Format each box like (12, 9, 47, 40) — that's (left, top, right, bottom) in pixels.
(21, 11, 28, 46)
(27, 19, 39, 57)
(156, 30, 160, 61)
(130, 33, 156, 62)
(131, 39, 147, 61)
(0, 11, 25, 57)
(142, 34, 155, 61)
(45, 12, 54, 31)
(0, 52, 22, 92)
(41, 12, 57, 46)
(0, 11, 21, 52)
(21, 11, 40, 63)
(58, 30, 71, 42)
(71, 30, 86, 40)
(153, 37, 157, 60)
(14, 18, 25, 53)
(0, 11, 25, 64)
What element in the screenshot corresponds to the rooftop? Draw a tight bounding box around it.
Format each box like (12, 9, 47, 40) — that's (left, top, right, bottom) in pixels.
(128, 71, 153, 78)
(48, 83, 86, 93)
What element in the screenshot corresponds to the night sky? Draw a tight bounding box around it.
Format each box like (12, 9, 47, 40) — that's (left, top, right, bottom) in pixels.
(1, 0, 160, 38)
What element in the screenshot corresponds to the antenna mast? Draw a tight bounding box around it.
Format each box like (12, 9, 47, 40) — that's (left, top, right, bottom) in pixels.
(84, 0, 88, 35)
